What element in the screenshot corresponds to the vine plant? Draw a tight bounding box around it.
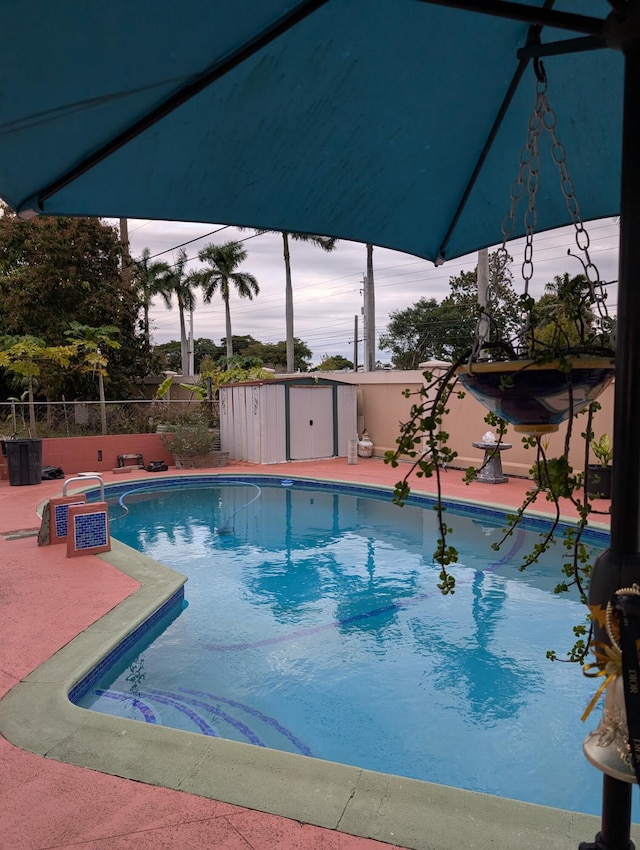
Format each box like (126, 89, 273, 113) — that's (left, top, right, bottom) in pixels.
(385, 63, 618, 664)
(384, 283, 614, 664)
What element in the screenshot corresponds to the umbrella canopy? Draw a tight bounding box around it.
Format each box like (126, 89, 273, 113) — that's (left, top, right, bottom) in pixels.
(1, 2, 639, 849)
(0, 0, 623, 262)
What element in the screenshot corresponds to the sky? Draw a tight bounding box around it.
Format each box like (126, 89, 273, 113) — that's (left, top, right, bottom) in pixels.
(122, 218, 621, 368)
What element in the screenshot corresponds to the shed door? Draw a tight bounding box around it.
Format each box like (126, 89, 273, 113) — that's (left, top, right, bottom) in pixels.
(289, 387, 334, 459)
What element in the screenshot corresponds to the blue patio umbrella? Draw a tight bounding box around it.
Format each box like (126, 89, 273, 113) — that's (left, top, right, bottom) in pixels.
(0, 2, 638, 848)
(0, 1, 623, 261)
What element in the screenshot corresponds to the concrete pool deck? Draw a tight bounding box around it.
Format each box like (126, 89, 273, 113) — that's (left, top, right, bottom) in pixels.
(0, 456, 632, 850)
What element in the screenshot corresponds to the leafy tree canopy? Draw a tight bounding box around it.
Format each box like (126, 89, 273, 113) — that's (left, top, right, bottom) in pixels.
(0, 209, 153, 397)
(526, 273, 614, 355)
(201, 354, 274, 393)
(0, 334, 76, 434)
(155, 335, 314, 373)
(222, 335, 256, 355)
(316, 354, 354, 371)
(153, 340, 182, 373)
(379, 297, 446, 370)
(241, 337, 313, 372)
(379, 252, 520, 368)
(153, 338, 226, 374)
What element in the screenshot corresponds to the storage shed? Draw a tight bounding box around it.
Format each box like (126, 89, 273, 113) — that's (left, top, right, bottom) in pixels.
(219, 377, 357, 464)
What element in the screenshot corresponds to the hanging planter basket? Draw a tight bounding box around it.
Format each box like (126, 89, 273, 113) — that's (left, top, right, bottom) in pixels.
(456, 357, 615, 436)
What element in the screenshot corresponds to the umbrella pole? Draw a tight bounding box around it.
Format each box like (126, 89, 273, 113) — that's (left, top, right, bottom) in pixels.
(579, 23, 640, 850)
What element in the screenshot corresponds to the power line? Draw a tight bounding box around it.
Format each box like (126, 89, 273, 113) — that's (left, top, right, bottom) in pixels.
(146, 219, 621, 358)
(145, 225, 232, 260)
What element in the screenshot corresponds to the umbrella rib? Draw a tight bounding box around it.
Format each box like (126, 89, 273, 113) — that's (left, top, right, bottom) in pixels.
(436, 23, 538, 263)
(415, 0, 605, 37)
(435, 0, 607, 262)
(32, 0, 330, 209)
(517, 35, 606, 60)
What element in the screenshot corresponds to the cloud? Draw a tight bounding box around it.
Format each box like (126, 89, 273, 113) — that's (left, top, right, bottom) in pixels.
(123, 218, 620, 365)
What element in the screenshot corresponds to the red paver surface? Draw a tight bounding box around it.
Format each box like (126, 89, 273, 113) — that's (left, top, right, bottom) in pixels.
(0, 459, 608, 849)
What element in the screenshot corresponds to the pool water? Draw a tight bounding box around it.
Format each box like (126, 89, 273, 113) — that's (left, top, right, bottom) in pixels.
(76, 479, 611, 815)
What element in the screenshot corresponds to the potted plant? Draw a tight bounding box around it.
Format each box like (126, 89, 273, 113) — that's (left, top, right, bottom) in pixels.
(159, 418, 228, 469)
(586, 432, 613, 500)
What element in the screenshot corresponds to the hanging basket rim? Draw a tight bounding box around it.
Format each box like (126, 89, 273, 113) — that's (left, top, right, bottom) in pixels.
(455, 356, 615, 376)
(455, 356, 615, 435)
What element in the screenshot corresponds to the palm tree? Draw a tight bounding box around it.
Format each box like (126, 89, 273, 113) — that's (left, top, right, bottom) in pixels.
(64, 322, 121, 435)
(194, 241, 259, 362)
(132, 247, 170, 346)
(154, 248, 198, 375)
(240, 229, 338, 372)
(119, 218, 133, 284)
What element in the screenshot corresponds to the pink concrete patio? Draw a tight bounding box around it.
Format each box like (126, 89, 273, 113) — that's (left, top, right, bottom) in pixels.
(0, 458, 613, 849)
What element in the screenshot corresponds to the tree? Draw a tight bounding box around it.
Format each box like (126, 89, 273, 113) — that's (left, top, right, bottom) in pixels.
(441, 253, 520, 357)
(153, 335, 313, 373)
(528, 273, 599, 354)
(193, 241, 259, 362)
(379, 297, 445, 369)
(0, 335, 75, 435)
(153, 248, 198, 376)
(316, 354, 353, 371)
(241, 229, 338, 372)
(153, 340, 182, 373)
(220, 335, 257, 357)
(154, 337, 224, 374)
(132, 248, 170, 346)
(203, 357, 274, 395)
(242, 337, 313, 372)
(0, 209, 152, 397)
(379, 252, 520, 367)
(64, 323, 121, 435)
(193, 337, 225, 372)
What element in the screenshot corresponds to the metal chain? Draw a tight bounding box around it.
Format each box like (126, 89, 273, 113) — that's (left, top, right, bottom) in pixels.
(482, 63, 612, 355)
(476, 74, 544, 360)
(498, 80, 543, 296)
(473, 96, 542, 360)
(536, 74, 610, 327)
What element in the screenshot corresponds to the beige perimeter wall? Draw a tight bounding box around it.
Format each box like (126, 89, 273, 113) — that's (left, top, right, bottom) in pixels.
(318, 370, 614, 479)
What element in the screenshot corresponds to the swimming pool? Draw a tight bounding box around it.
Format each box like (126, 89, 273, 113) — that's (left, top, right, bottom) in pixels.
(74, 476, 610, 816)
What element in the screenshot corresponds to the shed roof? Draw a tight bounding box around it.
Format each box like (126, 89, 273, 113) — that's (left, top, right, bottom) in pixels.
(220, 376, 353, 389)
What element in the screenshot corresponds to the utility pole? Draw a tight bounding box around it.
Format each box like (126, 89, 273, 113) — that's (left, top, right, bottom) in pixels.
(477, 247, 490, 357)
(353, 314, 359, 372)
(363, 243, 376, 371)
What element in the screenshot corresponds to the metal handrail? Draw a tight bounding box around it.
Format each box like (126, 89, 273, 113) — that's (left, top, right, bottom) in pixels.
(62, 474, 104, 502)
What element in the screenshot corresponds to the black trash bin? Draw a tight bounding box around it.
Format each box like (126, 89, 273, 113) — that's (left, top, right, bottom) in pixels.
(5, 439, 43, 486)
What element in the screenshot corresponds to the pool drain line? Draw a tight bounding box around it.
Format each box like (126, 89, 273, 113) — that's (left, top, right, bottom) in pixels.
(217, 483, 261, 534)
(112, 485, 159, 520)
(109, 481, 263, 529)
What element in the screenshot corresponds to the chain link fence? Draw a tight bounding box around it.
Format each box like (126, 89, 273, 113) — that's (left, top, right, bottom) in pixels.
(0, 399, 220, 439)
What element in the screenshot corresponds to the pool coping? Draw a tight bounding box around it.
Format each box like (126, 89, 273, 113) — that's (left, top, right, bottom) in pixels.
(0, 472, 631, 850)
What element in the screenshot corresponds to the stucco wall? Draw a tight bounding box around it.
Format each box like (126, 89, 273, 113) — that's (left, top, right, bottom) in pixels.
(42, 434, 173, 476)
(316, 370, 615, 478)
(0, 371, 613, 481)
